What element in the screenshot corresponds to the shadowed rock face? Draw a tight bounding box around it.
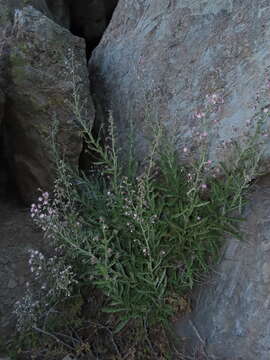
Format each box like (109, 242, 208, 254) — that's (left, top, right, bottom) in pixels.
(44, 0, 70, 27)
(0, 90, 8, 199)
(88, 1, 270, 358)
(175, 175, 270, 360)
(0, 0, 119, 203)
(69, 0, 118, 57)
(0, 5, 95, 204)
(42, 0, 118, 57)
(89, 0, 270, 171)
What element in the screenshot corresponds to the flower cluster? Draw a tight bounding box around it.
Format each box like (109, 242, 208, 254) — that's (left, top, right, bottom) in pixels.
(14, 244, 78, 333)
(30, 191, 57, 232)
(28, 249, 45, 279)
(14, 290, 39, 332)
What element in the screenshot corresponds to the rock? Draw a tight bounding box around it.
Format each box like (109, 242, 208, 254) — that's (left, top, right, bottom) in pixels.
(0, 0, 121, 202)
(45, 0, 70, 28)
(69, 0, 118, 54)
(28, 1, 119, 56)
(0, 90, 5, 124)
(0, 90, 8, 199)
(5, 6, 94, 204)
(89, 1, 270, 358)
(89, 0, 270, 171)
(0, 0, 49, 27)
(174, 175, 270, 360)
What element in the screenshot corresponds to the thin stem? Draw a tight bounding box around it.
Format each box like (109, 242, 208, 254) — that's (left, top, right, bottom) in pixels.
(32, 326, 74, 351)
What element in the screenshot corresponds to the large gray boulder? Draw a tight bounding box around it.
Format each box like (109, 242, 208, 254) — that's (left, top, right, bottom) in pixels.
(0, 0, 120, 202)
(5, 6, 94, 203)
(0, 0, 50, 26)
(89, 0, 270, 170)
(89, 1, 270, 358)
(175, 175, 270, 360)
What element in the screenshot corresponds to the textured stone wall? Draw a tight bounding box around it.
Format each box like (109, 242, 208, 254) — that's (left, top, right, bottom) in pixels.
(0, 4, 95, 203)
(89, 1, 270, 358)
(176, 175, 270, 360)
(90, 0, 270, 170)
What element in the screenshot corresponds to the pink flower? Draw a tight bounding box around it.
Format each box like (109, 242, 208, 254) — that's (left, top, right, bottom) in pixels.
(195, 112, 205, 119)
(43, 192, 49, 199)
(211, 94, 218, 104)
(183, 147, 188, 153)
(201, 184, 207, 189)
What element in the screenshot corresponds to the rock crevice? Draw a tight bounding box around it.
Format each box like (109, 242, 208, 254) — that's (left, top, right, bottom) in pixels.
(0, 0, 119, 203)
(36, 0, 118, 58)
(0, 3, 95, 204)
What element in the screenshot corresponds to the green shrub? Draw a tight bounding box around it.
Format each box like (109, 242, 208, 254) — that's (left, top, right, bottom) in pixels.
(12, 52, 267, 357)
(28, 110, 262, 334)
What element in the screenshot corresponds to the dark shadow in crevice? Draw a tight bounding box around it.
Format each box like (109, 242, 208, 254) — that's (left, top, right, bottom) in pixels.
(43, 0, 118, 60)
(0, 116, 19, 204)
(66, 0, 119, 168)
(69, 0, 118, 60)
(36, 0, 119, 172)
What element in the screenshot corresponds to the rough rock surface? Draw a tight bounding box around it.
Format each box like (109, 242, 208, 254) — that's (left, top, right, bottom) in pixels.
(3, 6, 94, 204)
(175, 175, 270, 360)
(0, 0, 120, 201)
(0, 197, 44, 352)
(0, 96, 7, 199)
(0, 35, 9, 200)
(42, 0, 70, 28)
(90, 0, 270, 169)
(89, 1, 270, 358)
(32, 0, 119, 57)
